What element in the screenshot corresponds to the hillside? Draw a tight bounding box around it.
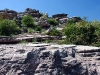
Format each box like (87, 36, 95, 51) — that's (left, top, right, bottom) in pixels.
(0, 8, 100, 75)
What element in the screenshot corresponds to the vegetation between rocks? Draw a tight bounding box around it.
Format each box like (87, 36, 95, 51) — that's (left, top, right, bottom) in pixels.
(0, 8, 100, 47)
(0, 19, 20, 36)
(62, 19, 100, 46)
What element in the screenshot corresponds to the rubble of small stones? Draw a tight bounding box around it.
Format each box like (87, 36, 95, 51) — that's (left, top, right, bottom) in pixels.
(0, 43, 100, 75)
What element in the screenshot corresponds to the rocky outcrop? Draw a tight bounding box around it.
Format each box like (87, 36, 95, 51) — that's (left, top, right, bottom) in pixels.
(37, 18, 50, 29)
(24, 8, 41, 18)
(52, 14, 68, 19)
(69, 16, 82, 22)
(59, 18, 68, 24)
(52, 14, 68, 24)
(0, 43, 100, 75)
(0, 8, 41, 21)
(0, 8, 17, 20)
(0, 36, 20, 44)
(0, 8, 82, 26)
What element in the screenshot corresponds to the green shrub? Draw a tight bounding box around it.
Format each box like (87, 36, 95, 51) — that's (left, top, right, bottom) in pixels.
(0, 19, 20, 36)
(35, 26, 42, 32)
(45, 39, 52, 43)
(28, 28, 34, 33)
(40, 12, 43, 17)
(40, 14, 48, 19)
(67, 19, 76, 25)
(27, 26, 42, 34)
(63, 21, 96, 45)
(47, 18, 59, 26)
(20, 40, 28, 44)
(33, 37, 37, 43)
(47, 27, 60, 36)
(21, 15, 35, 27)
(90, 20, 100, 46)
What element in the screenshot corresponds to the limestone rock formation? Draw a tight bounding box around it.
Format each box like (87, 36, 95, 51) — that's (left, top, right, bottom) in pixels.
(0, 8, 82, 26)
(52, 14, 68, 24)
(52, 14, 68, 19)
(0, 8, 17, 19)
(0, 43, 100, 75)
(37, 18, 50, 29)
(0, 36, 20, 44)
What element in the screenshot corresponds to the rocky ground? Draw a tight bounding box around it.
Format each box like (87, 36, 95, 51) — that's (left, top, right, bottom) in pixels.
(0, 43, 100, 75)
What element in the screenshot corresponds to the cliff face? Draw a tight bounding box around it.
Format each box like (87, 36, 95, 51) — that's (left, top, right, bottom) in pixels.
(0, 43, 100, 75)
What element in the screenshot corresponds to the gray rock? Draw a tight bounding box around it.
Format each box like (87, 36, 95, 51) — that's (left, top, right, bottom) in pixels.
(0, 44, 100, 75)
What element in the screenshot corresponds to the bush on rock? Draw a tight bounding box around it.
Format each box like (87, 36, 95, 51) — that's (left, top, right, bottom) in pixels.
(0, 19, 20, 36)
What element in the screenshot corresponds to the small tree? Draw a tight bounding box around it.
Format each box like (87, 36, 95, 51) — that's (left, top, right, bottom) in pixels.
(47, 18, 59, 26)
(0, 19, 20, 36)
(21, 15, 35, 27)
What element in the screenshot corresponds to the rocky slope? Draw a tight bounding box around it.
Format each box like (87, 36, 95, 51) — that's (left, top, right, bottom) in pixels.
(0, 43, 100, 75)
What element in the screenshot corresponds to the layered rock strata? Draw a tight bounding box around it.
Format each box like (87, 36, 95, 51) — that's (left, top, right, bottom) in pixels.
(0, 43, 100, 75)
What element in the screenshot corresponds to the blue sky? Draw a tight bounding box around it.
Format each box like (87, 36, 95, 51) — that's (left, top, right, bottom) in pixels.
(0, 0, 100, 21)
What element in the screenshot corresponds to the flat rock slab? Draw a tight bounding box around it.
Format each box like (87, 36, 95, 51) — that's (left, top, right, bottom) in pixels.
(75, 45, 100, 53)
(50, 44, 76, 48)
(26, 43, 50, 47)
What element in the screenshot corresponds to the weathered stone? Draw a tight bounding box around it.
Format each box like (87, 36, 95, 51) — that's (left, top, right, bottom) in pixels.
(0, 36, 20, 44)
(52, 13, 68, 18)
(37, 18, 50, 29)
(0, 44, 100, 75)
(0, 9, 17, 19)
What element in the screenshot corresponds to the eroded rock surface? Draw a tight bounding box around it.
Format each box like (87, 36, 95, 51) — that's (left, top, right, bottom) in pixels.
(0, 43, 100, 75)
